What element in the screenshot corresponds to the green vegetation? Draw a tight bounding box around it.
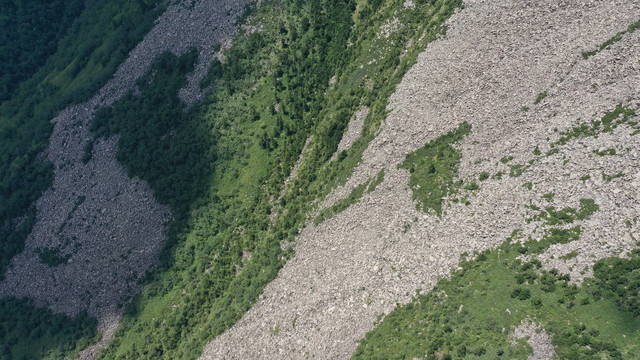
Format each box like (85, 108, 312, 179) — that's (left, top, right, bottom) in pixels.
(399, 122, 471, 216)
(500, 156, 514, 164)
(593, 148, 616, 156)
(96, 0, 464, 358)
(593, 252, 640, 316)
(35, 247, 71, 267)
(0, 0, 163, 357)
(603, 172, 625, 182)
(528, 198, 599, 226)
(551, 104, 637, 148)
(368, 169, 386, 193)
(354, 230, 640, 359)
(522, 182, 533, 190)
(508, 163, 529, 178)
(582, 19, 640, 59)
(90, 50, 212, 217)
(463, 181, 479, 191)
(0, 0, 84, 102)
(560, 251, 579, 261)
(534, 91, 548, 105)
(315, 169, 385, 226)
(0, 297, 99, 359)
(0, 0, 164, 279)
(478, 171, 490, 181)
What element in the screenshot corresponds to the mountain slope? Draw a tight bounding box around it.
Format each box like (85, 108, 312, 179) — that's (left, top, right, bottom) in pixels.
(0, 0, 638, 359)
(201, 0, 640, 358)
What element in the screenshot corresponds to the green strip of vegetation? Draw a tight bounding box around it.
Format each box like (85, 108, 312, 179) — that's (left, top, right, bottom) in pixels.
(314, 169, 385, 226)
(560, 251, 579, 261)
(534, 91, 548, 105)
(0, 0, 164, 279)
(35, 247, 71, 267)
(0, 297, 99, 359)
(551, 104, 637, 148)
(353, 230, 640, 359)
(582, 19, 640, 59)
(527, 198, 599, 226)
(399, 122, 471, 216)
(603, 172, 625, 182)
(593, 148, 617, 156)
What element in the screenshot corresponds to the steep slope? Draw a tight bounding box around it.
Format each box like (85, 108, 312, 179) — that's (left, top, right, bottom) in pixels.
(2, 0, 638, 359)
(202, 0, 640, 358)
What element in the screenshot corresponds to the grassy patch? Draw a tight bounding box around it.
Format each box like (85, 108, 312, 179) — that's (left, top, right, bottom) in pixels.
(593, 148, 617, 156)
(399, 122, 471, 216)
(603, 172, 625, 182)
(314, 169, 385, 226)
(508, 163, 529, 178)
(367, 169, 386, 194)
(528, 198, 599, 226)
(560, 251, 579, 261)
(35, 247, 71, 267)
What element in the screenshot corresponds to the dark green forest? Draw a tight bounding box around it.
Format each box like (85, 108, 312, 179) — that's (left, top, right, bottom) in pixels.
(0, 297, 98, 360)
(0, 0, 84, 102)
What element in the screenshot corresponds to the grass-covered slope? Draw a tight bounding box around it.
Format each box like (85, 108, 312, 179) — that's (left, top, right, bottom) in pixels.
(354, 234, 640, 359)
(0, 0, 163, 280)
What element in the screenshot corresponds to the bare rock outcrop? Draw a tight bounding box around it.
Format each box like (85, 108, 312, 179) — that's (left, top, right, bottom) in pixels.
(512, 320, 556, 360)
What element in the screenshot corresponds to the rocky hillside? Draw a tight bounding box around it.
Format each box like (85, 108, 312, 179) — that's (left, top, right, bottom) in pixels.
(0, 0, 638, 359)
(201, 0, 640, 358)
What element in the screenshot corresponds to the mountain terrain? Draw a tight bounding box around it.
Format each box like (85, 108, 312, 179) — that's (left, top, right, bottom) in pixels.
(0, 0, 639, 359)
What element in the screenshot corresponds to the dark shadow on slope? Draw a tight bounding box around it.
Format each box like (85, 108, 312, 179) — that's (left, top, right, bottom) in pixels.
(0, 297, 99, 359)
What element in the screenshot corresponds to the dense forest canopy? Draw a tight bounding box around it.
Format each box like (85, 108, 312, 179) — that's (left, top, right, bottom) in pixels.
(0, 0, 84, 102)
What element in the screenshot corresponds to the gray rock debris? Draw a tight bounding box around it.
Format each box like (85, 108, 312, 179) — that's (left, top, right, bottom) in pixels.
(337, 106, 369, 153)
(0, 0, 251, 356)
(512, 319, 556, 360)
(201, 1, 640, 359)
